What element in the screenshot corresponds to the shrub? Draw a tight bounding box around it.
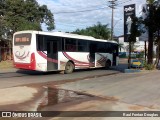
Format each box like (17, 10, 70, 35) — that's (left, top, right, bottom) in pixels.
(136, 51, 144, 58)
(143, 61, 155, 70)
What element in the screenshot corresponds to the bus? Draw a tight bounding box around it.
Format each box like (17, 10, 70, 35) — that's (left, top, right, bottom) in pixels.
(13, 30, 119, 73)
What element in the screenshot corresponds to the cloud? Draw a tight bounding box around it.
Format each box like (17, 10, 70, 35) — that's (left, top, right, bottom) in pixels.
(37, 0, 146, 36)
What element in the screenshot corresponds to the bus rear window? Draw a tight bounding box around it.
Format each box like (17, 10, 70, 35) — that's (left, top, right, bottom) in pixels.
(14, 33, 31, 45)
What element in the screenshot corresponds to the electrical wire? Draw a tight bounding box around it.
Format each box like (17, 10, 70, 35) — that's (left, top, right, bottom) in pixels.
(56, 23, 86, 27)
(54, 6, 109, 14)
(117, 0, 133, 6)
(50, 0, 135, 32)
(53, 0, 133, 14)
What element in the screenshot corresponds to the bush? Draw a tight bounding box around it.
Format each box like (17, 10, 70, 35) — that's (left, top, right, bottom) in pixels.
(136, 51, 144, 58)
(143, 62, 155, 70)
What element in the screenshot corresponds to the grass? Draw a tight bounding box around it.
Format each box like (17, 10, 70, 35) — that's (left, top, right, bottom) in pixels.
(0, 60, 14, 69)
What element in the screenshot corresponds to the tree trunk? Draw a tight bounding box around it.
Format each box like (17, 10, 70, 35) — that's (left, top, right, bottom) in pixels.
(128, 41, 131, 69)
(154, 29, 160, 68)
(148, 29, 153, 64)
(147, 4, 154, 64)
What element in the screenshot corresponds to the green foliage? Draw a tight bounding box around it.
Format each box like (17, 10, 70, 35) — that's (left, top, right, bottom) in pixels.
(72, 22, 111, 40)
(136, 51, 144, 58)
(128, 17, 141, 42)
(0, 0, 55, 41)
(143, 61, 155, 70)
(138, 0, 158, 64)
(146, 0, 155, 4)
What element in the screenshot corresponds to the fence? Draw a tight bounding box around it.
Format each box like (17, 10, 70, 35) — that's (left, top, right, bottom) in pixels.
(0, 47, 13, 61)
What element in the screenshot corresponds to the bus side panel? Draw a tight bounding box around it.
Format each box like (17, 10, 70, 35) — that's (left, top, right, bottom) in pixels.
(116, 56, 119, 66)
(95, 53, 113, 67)
(58, 52, 90, 70)
(35, 51, 47, 71)
(31, 33, 47, 72)
(58, 52, 67, 70)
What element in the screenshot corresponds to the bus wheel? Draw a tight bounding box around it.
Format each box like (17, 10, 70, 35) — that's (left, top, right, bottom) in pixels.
(64, 62, 74, 74)
(105, 60, 111, 69)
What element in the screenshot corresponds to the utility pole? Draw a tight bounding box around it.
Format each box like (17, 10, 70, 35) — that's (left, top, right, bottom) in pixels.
(108, 0, 117, 40)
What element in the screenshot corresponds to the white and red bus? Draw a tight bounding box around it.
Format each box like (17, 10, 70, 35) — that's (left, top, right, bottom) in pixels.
(13, 30, 119, 73)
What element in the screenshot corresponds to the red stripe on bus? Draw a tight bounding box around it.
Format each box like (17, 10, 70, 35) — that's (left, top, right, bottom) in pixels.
(14, 63, 34, 70)
(37, 51, 58, 63)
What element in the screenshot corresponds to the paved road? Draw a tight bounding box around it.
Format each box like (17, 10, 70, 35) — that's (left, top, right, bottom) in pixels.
(0, 58, 129, 89)
(0, 66, 126, 89)
(59, 70, 160, 109)
(1, 60, 160, 120)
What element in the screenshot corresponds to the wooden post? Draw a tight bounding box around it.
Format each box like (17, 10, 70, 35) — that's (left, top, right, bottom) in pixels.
(145, 41, 147, 61)
(128, 40, 131, 69)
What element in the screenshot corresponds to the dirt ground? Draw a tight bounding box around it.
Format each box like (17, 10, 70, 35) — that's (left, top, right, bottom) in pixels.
(0, 60, 13, 69)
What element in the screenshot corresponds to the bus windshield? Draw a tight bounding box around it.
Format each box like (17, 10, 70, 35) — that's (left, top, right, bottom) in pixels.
(14, 33, 31, 45)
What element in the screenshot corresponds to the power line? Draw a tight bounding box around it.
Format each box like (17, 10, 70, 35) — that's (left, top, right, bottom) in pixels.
(55, 21, 109, 28)
(53, 3, 108, 9)
(52, 0, 134, 33)
(108, 0, 118, 40)
(56, 23, 87, 27)
(53, 0, 132, 14)
(117, 0, 133, 6)
(107, 0, 132, 40)
(54, 6, 110, 14)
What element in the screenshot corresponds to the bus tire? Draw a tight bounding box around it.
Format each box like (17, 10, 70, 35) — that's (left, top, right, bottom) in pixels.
(64, 62, 74, 74)
(105, 60, 111, 69)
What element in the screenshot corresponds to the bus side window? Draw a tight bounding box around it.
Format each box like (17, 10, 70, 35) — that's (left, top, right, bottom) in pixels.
(37, 35, 46, 51)
(89, 42, 97, 53)
(97, 42, 106, 53)
(65, 38, 77, 52)
(106, 43, 112, 53)
(113, 44, 118, 55)
(78, 40, 88, 52)
(47, 42, 50, 54)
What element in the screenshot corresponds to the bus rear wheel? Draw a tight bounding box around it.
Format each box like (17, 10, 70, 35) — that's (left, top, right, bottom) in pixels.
(64, 62, 74, 74)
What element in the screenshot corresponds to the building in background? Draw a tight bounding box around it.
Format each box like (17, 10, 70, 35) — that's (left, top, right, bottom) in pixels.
(118, 35, 157, 58)
(118, 35, 147, 52)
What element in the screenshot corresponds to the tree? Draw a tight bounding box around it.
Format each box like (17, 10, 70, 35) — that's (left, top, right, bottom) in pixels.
(138, 0, 156, 64)
(72, 22, 111, 40)
(140, 0, 160, 66)
(0, 0, 6, 40)
(152, 0, 160, 67)
(0, 0, 55, 61)
(0, 0, 55, 40)
(147, 0, 154, 4)
(145, 0, 155, 64)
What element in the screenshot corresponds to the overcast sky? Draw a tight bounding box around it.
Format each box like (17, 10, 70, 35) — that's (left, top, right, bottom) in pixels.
(37, 0, 146, 36)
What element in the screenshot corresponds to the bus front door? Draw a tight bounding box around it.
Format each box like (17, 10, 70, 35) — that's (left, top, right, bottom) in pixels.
(112, 53, 117, 66)
(89, 53, 95, 67)
(112, 44, 118, 66)
(47, 40, 58, 71)
(89, 42, 96, 67)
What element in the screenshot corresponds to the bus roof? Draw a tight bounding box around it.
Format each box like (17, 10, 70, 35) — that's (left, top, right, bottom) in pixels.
(14, 30, 117, 44)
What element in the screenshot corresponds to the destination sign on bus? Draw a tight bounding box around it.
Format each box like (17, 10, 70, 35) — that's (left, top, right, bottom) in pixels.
(15, 37, 30, 42)
(14, 33, 31, 45)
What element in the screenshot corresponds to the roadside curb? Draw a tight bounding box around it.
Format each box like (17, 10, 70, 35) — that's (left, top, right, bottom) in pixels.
(124, 69, 141, 73)
(124, 69, 159, 74)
